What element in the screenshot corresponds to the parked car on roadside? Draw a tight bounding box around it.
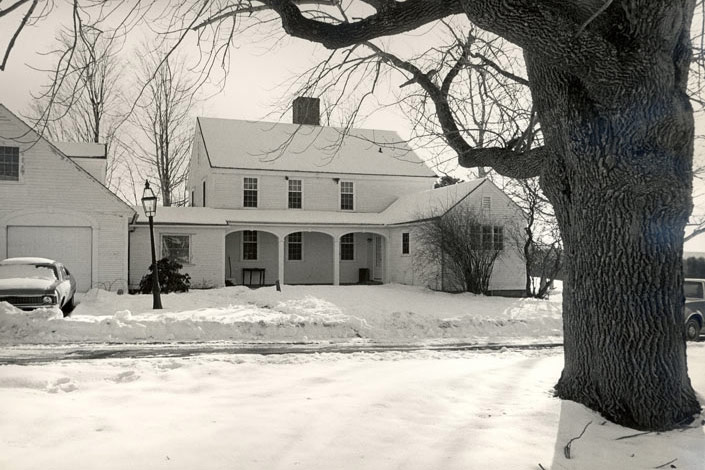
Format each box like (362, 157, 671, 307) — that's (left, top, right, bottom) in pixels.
(0, 257, 76, 316)
(684, 278, 705, 341)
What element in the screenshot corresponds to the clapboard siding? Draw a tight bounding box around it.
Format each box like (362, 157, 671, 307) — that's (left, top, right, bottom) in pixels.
(0, 104, 134, 292)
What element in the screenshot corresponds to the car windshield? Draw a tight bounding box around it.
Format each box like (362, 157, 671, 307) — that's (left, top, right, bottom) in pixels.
(0, 264, 57, 281)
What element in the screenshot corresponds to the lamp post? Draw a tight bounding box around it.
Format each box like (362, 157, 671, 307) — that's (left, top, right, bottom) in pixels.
(141, 180, 163, 309)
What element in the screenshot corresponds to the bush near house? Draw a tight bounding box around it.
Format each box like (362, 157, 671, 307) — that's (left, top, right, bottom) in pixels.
(139, 258, 191, 294)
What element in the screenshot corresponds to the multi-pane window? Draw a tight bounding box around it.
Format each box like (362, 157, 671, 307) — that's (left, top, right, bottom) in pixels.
(0, 146, 19, 181)
(340, 233, 354, 260)
(340, 181, 354, 210)
(287, 232, 303, 261)
(244, 177, 258, 208)
(482, 225, 494, 250)
(402, 232, 410, 255)
(493, 226, 504, 251)
(288, 179, 302, 209)
(242, 231, 258, 260)
(161, 235, 191, 264)
(470, 224, 503, 251)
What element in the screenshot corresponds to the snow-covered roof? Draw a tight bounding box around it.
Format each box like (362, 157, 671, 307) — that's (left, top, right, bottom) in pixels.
(132, 180, 486, 227)
(197, 118, 437, 178)
(52, 142, 106, 159)
(380, 179, 485, 225)
(0, 257, 56, 265)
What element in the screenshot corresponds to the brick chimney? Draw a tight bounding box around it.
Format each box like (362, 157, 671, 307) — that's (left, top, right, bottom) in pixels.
(292, 97, 320, 125)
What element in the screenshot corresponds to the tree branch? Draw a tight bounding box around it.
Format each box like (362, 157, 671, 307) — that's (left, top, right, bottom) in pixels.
(366, 41, 544, 179)
(0, 0, 38, 71)
(268, 0, 464, 49)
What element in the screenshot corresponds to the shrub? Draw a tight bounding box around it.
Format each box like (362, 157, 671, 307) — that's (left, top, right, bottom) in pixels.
(139, 258, 191, 294)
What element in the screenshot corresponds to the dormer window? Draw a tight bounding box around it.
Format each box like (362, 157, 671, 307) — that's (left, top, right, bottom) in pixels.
(0, 146, 19, 181)
(244, 177, 258, 208)
(340, 181, 354, 211)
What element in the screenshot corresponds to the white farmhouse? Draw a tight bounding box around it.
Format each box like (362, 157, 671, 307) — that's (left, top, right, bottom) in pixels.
(128, 98, 527, 294)
(0, 104, 135, 292)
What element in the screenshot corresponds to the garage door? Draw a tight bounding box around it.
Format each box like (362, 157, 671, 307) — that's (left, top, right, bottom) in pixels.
(7, 226, 92, 292)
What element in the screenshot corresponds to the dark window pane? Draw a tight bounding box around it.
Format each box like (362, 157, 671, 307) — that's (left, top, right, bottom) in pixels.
(341, 233, 354, 260)
(482, 225, 493, 250)
(288, 232, 303, 260)
(243, 231, 258, 260)
(402, 232, 410, 254)
(684, 281, 703, 298)
(161, 235, 190, 264)
(493, 226, 504, 251)
(0, 146, 19, 181)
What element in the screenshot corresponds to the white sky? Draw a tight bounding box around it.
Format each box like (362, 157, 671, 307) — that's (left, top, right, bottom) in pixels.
(1, 3, 704, 251)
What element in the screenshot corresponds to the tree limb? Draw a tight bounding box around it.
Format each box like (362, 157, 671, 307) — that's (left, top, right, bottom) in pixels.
(268, 0, 464, 49)
(366, 41, 544, 179)
(0, 0, 38, 71)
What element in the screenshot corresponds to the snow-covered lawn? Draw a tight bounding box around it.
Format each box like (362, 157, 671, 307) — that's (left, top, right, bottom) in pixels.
(0, 284, 563, 345)
(0, 345, 703, 470)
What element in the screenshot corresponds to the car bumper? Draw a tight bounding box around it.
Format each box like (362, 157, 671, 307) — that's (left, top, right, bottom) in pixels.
(0, 295, 58, 310)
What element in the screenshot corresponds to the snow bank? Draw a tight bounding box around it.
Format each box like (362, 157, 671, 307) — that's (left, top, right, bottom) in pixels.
(0, 284, 563, 345)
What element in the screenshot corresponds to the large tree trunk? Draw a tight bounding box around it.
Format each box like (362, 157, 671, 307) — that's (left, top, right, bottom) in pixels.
(527, 36, 701, 429)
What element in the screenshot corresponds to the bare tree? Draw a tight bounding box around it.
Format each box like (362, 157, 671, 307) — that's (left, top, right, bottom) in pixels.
(3, 0, 705, 431)
(415, 204, 507, 295)
(27, 26, 126, 188)
(129, 50, 195, 207)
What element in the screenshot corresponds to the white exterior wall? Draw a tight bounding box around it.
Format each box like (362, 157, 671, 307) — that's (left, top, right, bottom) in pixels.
(386, 183, 526, 293)
(0, 107, 133, 292)
(224, 230, 279, 285)
(129, 225, 226, 289)
(69, 158, 107, 184)
(284, 232, 334, 284)
(200, 170, 433, 212)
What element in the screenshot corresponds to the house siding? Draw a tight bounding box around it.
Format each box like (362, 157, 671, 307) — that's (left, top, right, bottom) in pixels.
(129, 225, 226, 289)
(0, 106, 133, 292)
(200, 170, 433, 212)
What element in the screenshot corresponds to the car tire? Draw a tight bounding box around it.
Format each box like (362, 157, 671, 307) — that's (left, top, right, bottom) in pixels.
(62, 295, 75, 317)
(685, 317, 701, 342)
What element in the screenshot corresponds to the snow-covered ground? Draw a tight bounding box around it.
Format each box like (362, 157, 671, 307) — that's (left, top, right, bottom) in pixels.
(0, 346, 703, 470)
(0, 283, 563, 345)
(1, 283, 703, 469)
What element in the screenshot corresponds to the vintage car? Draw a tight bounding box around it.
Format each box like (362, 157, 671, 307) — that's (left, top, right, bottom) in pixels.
(684, 278, 705, 341)
(0, 257, 76, 316)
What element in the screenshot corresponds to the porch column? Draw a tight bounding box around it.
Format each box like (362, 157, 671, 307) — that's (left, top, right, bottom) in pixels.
(333, 235, 340, 286)
(384, 236, 391, 284)
(278, 236, 285, 285)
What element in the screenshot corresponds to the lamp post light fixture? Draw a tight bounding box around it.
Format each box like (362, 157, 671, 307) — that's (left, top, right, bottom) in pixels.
(141, 180, 163, 309)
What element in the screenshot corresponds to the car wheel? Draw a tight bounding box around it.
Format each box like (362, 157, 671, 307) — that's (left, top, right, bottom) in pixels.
(685, 318, 701, 342)
(62, 295, 75, 317)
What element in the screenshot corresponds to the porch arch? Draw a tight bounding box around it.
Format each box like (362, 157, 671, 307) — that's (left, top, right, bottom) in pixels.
(224, 229, 279, 286)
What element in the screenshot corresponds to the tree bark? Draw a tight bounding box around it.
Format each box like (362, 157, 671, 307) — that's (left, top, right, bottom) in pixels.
(527, 38, 701, 429)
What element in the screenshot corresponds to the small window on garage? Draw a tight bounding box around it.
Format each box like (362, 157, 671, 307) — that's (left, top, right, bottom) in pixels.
(161, 234, 191, 265)
(0, 146, 20, 181)
(402, 232, 410, 255)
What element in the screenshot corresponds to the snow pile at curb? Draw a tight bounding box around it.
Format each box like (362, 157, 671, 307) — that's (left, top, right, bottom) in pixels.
(0, 284, 563, 345)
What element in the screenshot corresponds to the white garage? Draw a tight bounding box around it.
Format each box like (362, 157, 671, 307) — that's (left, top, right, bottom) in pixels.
(7, 226, 93, 292)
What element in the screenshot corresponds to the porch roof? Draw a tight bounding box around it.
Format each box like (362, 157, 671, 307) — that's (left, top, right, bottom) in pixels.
(131, 179, 485, 227)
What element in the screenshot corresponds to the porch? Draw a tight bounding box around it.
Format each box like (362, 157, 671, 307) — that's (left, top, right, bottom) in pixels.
(224, 228, 388, 287)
